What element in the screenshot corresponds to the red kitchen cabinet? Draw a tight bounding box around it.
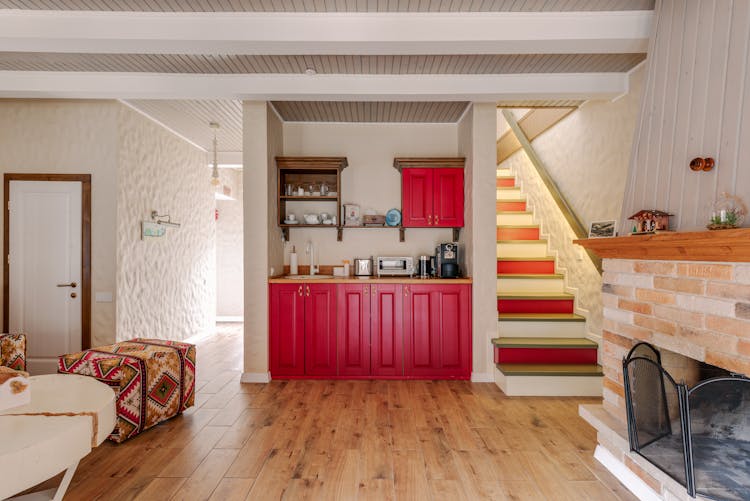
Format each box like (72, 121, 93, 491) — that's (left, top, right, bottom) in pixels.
(337, 283, 404, 377)
(304, 283, 337, 376)
(337, 284, 371, 376)
(401, 168, 434, 227)
(403, 284, 471, 378)
(433, 168, 464, 227)
(397, 158, 465, 228)
(370, 284, 404, 377)
(269, 284, 305, 376)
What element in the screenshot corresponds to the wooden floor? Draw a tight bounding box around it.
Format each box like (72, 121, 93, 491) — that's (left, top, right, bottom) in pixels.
(52, 324, 635, 501)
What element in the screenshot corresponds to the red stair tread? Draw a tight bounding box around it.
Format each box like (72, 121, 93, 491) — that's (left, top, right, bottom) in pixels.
(497, 298, 574, 314)
(497, 226, 540, 240)
(497, 259, 555, 275)
(494, 347, 597, 365)
(497, 201, 527, 212)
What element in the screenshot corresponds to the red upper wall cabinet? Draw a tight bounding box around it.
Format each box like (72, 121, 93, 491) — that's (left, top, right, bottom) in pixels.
(395, 158, 465, 228)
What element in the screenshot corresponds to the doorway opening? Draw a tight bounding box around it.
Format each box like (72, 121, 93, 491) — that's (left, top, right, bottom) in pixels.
(3, 173, 92, 374)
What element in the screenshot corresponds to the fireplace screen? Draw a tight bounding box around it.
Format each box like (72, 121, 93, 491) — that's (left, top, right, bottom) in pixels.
(623, 343, 750, 501)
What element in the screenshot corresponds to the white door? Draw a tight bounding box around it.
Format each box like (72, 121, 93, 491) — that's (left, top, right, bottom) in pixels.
(9, 181, 82, 374)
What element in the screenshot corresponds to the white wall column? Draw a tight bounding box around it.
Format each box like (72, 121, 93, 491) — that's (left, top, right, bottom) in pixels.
(242, 101, 272, 382)
(459, 102, 498, 381)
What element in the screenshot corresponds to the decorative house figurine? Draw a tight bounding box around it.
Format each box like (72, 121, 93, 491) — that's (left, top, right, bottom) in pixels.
(628, 210, 673, 234)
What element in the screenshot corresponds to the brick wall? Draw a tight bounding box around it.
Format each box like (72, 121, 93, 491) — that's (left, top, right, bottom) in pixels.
(600, 259, 750, 422)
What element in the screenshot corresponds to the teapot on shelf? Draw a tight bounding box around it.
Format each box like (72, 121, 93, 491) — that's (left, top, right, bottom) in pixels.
(303, 214, 321, 225)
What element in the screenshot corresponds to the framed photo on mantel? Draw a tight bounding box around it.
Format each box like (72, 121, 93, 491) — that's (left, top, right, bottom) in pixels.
(589, 220, 617, 238)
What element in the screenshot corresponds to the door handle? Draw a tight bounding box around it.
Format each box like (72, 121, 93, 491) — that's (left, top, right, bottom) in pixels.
(57, 282, 77, 288)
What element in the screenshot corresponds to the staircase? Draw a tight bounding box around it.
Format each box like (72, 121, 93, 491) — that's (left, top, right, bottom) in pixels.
(494, 167, 602, 396)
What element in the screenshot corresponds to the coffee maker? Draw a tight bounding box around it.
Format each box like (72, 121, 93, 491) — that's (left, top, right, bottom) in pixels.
(435, 242, 460, 278)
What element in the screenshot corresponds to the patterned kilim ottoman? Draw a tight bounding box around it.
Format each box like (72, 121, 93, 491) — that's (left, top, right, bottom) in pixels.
(58, 338, 195, 443)
(0, 334, 26, 371)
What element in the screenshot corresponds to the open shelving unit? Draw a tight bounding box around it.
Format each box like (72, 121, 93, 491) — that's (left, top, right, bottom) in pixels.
(277, 156, 347, 241)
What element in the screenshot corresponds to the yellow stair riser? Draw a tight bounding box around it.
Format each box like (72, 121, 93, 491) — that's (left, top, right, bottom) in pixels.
(497, 241, 548, 258)
(494, 368, 603, 397)
(498, 319, 587, 337)
(497, 276, 564, 294)
(496, 188, 524, 200)
(497, 213, 534, 226)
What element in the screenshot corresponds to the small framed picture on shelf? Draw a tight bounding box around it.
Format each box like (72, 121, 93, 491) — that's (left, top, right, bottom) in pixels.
(588, 220, 617, 238)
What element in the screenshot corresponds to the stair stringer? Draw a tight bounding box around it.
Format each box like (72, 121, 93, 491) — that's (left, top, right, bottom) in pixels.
(501, 152, 603, 346)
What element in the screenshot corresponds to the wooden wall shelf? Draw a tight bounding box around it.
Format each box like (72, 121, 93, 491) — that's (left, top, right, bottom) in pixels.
(574, 228, 750, 262)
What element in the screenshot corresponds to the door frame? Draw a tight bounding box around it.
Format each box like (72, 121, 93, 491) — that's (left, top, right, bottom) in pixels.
(3, 173, 92, 349)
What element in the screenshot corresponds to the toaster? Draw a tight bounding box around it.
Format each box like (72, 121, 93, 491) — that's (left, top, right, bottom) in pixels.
(376, 256, 415, 277)
(353, 257, 373, 277)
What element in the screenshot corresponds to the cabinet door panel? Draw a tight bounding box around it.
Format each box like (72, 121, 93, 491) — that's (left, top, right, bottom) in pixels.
(403, 285, 439, 375)
(269, 284, 305, 376)
(435, 285, 471, 376)
(337, 284, 371, 376)
(404, 284, 471, 378)
(402, 168, 434, 227)
(433, 168, 464, 227)
(371, 284, 403, 376)
(305, 284, 337, 376)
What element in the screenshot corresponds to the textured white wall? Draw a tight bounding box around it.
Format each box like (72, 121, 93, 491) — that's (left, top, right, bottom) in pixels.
(458, 103, 498, 380)
(503, 150, 604, 342)
(216, 168, 243, 317)
(496, 67, 644, 342)
(281, 123, 457, 265)
(116, 106, 216, 342)
(532, 65, 644, 230)
(0, 100, 119, 347)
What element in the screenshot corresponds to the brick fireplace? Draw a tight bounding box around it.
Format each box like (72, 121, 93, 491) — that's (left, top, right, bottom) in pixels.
(576, 230, 750, 501)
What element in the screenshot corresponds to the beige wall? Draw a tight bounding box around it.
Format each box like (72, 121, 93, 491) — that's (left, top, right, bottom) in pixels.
(216, 168, 244, 317)
(458, 103, 498, 380)
(622, 0, 750, 230)
(281, 122, 457, 265)
(0, 100, 119, 346)
(116, 106, 216, 342)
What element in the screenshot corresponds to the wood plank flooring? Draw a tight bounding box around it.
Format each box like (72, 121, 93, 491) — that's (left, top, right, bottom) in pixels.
(50, 323, 635, 500)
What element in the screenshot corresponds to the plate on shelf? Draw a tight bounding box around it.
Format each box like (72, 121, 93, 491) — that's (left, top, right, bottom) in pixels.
(385, 208, 401, 227)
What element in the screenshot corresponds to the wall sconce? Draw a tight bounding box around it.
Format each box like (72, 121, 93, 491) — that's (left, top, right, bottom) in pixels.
(151, 211, 181, 228)
(689, 157, 715, 172)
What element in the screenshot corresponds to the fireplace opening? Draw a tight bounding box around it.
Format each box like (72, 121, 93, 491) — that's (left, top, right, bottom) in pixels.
(623, 342, 750, 501)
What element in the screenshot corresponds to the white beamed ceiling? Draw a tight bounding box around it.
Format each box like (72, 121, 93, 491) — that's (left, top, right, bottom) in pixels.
(0, 0, 655, 12)
(0, 3, 654, 145)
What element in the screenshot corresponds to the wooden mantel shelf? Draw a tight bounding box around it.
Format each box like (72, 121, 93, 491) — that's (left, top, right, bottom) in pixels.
(574, 228, 750, 262)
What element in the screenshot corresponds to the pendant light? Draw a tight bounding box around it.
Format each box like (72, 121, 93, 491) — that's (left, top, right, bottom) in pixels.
(210, 121, 221, 186)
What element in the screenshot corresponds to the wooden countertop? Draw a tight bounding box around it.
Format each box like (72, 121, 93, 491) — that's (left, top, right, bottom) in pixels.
(269, 276, 472, 284)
